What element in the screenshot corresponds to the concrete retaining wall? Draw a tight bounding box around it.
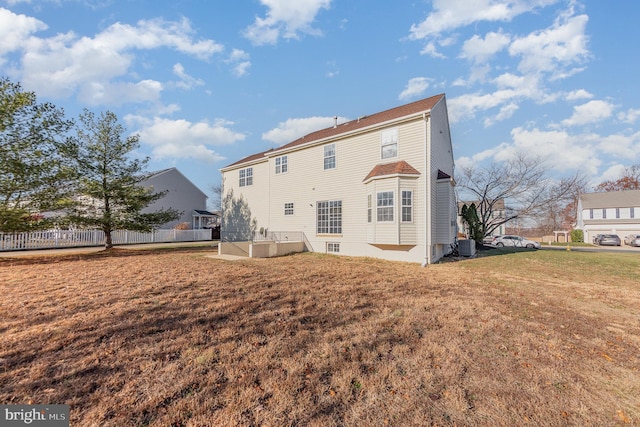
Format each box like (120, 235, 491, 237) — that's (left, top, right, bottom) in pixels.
(219, 240, 305, 258)
(219, 241, 250, 256)
(250, 241, 305, 258)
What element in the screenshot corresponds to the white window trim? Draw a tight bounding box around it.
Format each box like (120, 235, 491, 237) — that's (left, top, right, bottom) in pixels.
(284, 202, 294, 216)
(381, 128, 398, 160)
(239, 167, 253, 187)
(317, 200, 342, 234)
(275, 156, 288, 174)
(376, 191, 394, 223)
(401, 190, 413, 223)
(327, 242, 340, 253)
(324, 144, 336, 170)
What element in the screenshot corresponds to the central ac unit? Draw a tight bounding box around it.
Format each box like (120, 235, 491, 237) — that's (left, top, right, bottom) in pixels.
(458, 239, 476, 257)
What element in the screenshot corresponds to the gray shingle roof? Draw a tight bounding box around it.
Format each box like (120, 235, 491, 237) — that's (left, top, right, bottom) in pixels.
(580, 190, 640, 209)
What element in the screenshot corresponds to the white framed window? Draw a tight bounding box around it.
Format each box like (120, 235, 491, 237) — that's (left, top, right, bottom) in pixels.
(284, 202, 294, 215)
(616, 207, 620, 219)
(589, 209, 593, 219)
(381, 128, 398, 159)
(327, 242, 340, 253)
(275, 156, 288, 174)
(324, 144, 336, 170)
(367, 194, 372, 223)
(632, 207, 636, 219)
(239, 167, 253, 187)
(317, 200, 342, 234)
(602, 209, 607, 219)
(377, 191, 394, 222)
(402, 190, 413, 222)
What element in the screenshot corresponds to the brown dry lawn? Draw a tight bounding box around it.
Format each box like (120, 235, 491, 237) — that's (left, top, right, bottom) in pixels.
(1, 247, 639, 426)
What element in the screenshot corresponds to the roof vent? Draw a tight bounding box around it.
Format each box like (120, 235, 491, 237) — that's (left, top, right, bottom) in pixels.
(333, 116, 337, 128)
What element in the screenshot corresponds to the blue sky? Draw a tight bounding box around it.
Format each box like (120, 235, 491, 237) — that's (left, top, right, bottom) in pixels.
(1, 0, 639, 206)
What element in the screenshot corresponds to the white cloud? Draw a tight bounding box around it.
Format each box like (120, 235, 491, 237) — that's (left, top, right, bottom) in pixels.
(78, 79, 163, 106)
(565, 89, 593, 101)
(224, 49, 251, 77)
(448, 90, 519, 123)
(262, 116, 348, 145)
(399, 77, 432, 101)
(420, 41, 446, 58)
(508, 11, 590, 79)
(597, 131, 640, 160)
(243, 0, 332, 46)
(172, 63, 205, 90)
(460, 31, 511, 64)
(409, 0, 558, 40)
(0, 7, 46, 58)
(618, 108, 640, 124)
(4, 14, 222, 104)
(128, 116, 246, 163)
(561, 100, 614, 127)
(457, 126, 601, 175)
(483, 102, 519, 127)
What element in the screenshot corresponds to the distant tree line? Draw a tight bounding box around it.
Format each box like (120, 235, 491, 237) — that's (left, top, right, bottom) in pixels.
(0, 77, 179, 248)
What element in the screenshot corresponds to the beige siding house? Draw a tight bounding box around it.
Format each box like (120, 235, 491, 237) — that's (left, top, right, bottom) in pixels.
(576, 190, 640, 244)
(219, 94, 456, 264)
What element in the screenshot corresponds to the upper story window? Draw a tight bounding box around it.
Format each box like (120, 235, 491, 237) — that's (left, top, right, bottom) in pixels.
(632, 207, 636, 219)
(324, 144, 336, 170)
(616, 207, 620, 219)
(602, 208, 607, 219)
(402, 190, 413, 222)
(589, 208, 593, 219)
(239, 167, 253, 187)
(377, 191, 394, 222)
(381, 128, 398, 159)
(275, 156, 288, 174)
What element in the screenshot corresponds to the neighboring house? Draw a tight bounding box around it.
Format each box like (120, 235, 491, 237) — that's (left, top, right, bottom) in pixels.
(219, 94, 457, 264)
(142, 168, 215, 229)
(457, 199, 506, 239)
(576, 190, 640, 243)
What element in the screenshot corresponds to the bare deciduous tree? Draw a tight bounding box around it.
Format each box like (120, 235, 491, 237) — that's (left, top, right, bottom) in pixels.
(208, 183, 222, 212)
(457, 153, 556, 238)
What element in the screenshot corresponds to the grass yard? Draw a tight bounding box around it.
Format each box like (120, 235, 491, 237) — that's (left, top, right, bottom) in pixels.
(1, 247, 639, 426)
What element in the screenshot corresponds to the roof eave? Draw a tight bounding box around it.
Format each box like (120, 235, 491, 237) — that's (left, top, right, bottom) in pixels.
(363, 173, 421, 185)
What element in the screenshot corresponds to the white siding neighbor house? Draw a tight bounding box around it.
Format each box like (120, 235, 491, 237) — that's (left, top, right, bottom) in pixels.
(142, 168, 217, 229)
(219, 94, 457, 264)
(576, 190, 640, 244)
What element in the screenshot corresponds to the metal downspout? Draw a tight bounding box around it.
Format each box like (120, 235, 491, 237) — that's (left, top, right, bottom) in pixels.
(423, 112, 432, 267)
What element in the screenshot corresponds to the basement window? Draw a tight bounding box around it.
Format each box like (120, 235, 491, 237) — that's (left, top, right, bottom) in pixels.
(327, 242, 340, 253)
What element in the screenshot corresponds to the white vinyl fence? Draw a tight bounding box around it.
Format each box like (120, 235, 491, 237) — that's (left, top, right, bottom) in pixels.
(0, 229, 213, 251)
